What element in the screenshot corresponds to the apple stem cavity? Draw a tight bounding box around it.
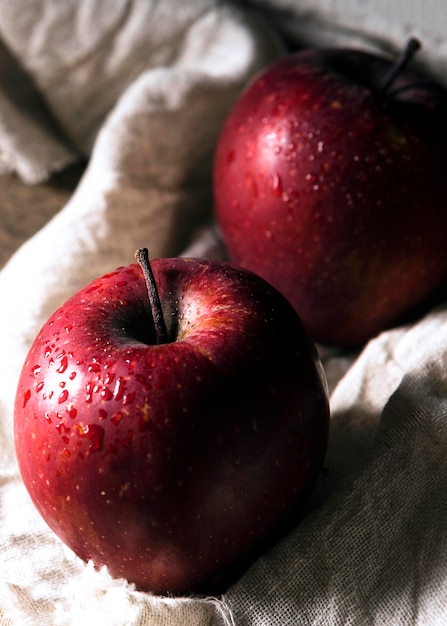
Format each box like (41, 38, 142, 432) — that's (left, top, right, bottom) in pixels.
(135, 248, 169, 345)
(379, 37, 422, 94)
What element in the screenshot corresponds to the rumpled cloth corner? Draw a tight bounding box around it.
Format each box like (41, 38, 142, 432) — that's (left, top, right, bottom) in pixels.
(0, 0, 285, 449)
(1, 1, 447, 625)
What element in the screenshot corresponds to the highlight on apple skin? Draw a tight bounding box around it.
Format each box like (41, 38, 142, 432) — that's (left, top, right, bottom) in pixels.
(14, 253, 330, 596)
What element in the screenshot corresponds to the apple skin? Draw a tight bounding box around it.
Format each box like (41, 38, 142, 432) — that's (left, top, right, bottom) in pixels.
(213, 45, 447, 347)
(14, 256, 329, 596)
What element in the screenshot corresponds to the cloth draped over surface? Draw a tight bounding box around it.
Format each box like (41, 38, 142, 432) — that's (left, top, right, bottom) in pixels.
(1, 1, 447, 624)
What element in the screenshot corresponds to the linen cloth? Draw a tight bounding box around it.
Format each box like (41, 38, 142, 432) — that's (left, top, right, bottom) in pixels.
(1, 1, 447, 624)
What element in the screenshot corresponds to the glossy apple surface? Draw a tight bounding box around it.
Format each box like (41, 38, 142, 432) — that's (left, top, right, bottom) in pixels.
(214, 43, 447, 347)
(14, 255, 329, 596)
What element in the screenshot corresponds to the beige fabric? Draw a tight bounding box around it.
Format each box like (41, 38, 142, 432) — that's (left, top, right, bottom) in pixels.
(1, 1, 447, 624)
(219, 313, 447, 625)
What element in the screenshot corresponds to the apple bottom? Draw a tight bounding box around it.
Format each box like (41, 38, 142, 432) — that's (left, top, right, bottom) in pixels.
(23, 363, 325, 595)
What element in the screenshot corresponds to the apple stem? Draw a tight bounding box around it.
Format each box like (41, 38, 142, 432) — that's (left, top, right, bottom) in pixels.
(135, 248, 169, 345)
(379, 37, 422, 94)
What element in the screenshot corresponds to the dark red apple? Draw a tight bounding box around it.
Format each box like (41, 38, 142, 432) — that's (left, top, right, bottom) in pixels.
(14, 250, 329, 596)
(214, 39, 447, 347)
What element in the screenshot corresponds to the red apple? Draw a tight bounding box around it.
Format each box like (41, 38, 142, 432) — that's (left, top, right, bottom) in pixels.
(214, 39, 447, 347)
(14, 250, 329, 596)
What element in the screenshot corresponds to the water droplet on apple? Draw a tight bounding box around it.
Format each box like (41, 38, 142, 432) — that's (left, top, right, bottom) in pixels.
(271, 173, 282, 196)
(67, 405, 77, 419)
(56, 356, 68, 374)
(104, 372, 115, 385)
(306, 173, 317, 184)
(64, 324, 73, 333)
(23, 389, 31, 408)
(101, 387, 113, 400)
(122, 392, 136, 406)
(31, 365, 41, 377)
(113, 377, 125, 401)
(58, 389, 69, 404)
(85, 283, 100, 294)
(56, 420, 69, 435)
(77, 423, 105, 453)
(85, 382, 94, 403)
